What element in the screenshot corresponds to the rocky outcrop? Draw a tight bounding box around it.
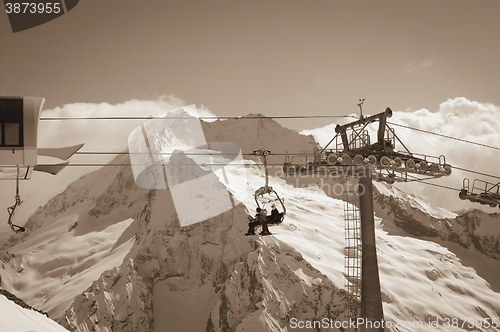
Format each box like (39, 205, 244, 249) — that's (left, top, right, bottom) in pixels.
(58, 182, 349, 332)
(0, 288, 49, 317)
(208, 240, 348, 331)
(453, 209, 500, 260)
(374, 183, 500, 260)
(60, 259, 153, 332)
(60, 209, 348, 332)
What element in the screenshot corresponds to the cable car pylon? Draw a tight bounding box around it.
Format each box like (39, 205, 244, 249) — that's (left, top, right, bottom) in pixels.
(283, 102, 451, 331)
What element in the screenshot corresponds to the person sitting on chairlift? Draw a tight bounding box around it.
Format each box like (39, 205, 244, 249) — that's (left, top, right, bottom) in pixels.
(245, 207, 262, 236)
(246, 207, 272, 236)
(269, 203, 283, 225)
(259, 207, 271, 235)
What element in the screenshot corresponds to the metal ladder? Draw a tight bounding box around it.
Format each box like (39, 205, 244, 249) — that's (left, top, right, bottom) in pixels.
(343, 180, 361, 330)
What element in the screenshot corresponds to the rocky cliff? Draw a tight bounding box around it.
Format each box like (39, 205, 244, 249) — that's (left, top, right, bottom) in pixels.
(374, 182, 500, 260)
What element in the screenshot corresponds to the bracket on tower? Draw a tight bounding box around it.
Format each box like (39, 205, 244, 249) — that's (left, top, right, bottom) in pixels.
(459, 178, 500, 208)
(284, 106, 452, 183)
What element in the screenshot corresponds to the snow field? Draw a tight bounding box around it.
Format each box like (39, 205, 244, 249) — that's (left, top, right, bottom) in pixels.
(225, 163, 500, 331)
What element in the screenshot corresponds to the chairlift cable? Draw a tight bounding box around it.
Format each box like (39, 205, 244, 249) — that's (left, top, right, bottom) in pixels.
(34, 163, 294, 167)
(413, 181, 461, 192)
(451, 165, 500, 180)
(53, 158, 500, 182)
(39, 114, 500, 152)
(388, 121, 500, 152)
(403, 173, 461, 191)
(37, 114, 500, 181)
(40, 115, 353, 120)
(74, 151, 309, 156)
(75, 151, 256, 156)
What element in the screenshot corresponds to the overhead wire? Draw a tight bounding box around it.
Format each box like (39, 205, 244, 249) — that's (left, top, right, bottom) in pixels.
(68, 154, 500, 183)
(388, 121, 500, 152)
(418, 181, 460, 192)
(39, 112, 500, 185)
(70, 149, 500, 183)
(403, 180, 461, 192)
(74, 151, 312, 156)
(403, 173, 461, 191)
(40, 113, 500, 152)
(36, 163, 294, 167)
(45, 158, 498, 184)
(40, 115, 353, 120)
(451, 165, 500, 180)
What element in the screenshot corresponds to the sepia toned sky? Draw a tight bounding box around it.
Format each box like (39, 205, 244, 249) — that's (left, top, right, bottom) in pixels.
(1, 0, 499, 131)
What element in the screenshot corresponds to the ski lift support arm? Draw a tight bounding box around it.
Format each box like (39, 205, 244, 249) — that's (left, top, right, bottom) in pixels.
(253, 147, 271, 189)
(7, 167, 25, 233)
(335, 107, 393, 150)
(319, 108, 393, 156)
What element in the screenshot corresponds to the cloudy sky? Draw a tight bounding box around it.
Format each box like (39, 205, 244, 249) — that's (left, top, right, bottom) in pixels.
(1, 0, 500, 233)
(2, 0, 499, 128)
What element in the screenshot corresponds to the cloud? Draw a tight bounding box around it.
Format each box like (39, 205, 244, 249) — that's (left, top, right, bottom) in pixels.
(39, 96, 186, 151)
(313, 74, 327, 86)
(403, 54, 436, 74)
(300, 114, 359, 149)
(300, 122, 338, 148)
(301, 97, 500, 212)
(394, 97, 500, 149)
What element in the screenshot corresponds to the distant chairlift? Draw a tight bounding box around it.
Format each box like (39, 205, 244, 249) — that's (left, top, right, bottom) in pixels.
(252, 147, 286, 224)
(0, 96, 83, 232)
(459, 178, 500, 208)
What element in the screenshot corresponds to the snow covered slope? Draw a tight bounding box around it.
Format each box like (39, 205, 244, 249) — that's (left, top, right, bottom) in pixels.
(0, 161, 145, 318)
(373, 181, 500, 292)
(240, 172, 500, 331)
(1, 111, 500, 331)
(0, 289, 69, 332)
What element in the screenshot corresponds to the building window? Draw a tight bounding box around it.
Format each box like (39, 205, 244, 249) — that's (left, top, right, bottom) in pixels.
(0, 99, 23, 147)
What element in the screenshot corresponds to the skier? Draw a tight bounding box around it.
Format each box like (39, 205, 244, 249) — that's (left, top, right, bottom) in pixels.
(269, 203, 283, 225)
(259, 207, 271, 236)
(245, 208, 261, 236)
